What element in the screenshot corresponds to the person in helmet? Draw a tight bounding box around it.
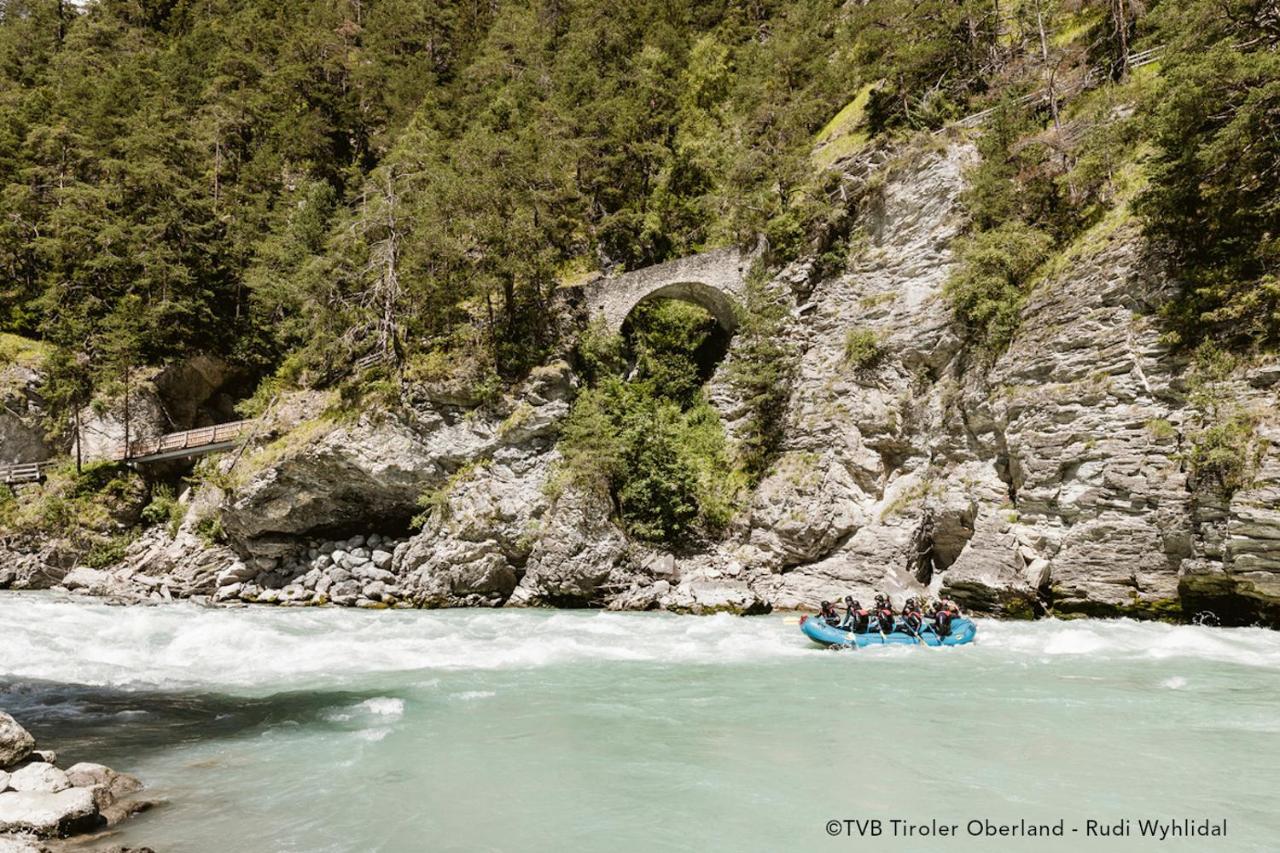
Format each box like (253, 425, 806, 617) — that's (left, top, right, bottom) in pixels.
(818, 600, 841, 626)
(838, 596, 871, 633)
(873, 594, 895, 634)
(932, 599, 958, 638)
(901, 597, 924, 636)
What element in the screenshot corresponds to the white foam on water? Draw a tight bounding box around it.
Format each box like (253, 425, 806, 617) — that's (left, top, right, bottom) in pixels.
(1162, 676, 1188, 689)
(359, 697, 405, 717)
(978, 617, 1280, 669)
(0, 594, 806, 691)
(451, 691, 496, 701)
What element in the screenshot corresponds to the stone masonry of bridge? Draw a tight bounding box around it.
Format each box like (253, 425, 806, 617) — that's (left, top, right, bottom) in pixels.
(579, 247, 749, 333)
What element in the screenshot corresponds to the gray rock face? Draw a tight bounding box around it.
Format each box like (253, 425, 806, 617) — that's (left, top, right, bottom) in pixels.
(0, 788, 97, 837)
(0, 363, 53, 466)
(510, 485, 629, 607)
(0, 713, 34, 768)
(220, 362, 574, 552)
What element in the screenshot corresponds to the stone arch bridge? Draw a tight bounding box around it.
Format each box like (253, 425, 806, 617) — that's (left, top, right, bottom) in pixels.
(579, 247, 750, 334)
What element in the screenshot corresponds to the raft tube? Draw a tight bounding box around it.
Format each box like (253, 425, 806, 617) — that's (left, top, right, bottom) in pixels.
(800, 614, 977, 648)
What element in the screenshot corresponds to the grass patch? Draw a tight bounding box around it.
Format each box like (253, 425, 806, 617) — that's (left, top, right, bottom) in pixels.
(0, 333, 50, 370)
(812, 83, 874, 170)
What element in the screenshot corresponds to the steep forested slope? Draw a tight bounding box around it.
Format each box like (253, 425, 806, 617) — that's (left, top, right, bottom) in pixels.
(3, 0, 1273, 404)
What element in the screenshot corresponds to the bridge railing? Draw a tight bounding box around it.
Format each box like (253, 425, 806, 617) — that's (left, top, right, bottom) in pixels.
(0, 460, 56, 484)
(119, 419, 256, 461)
(938, 46, 1165, 135)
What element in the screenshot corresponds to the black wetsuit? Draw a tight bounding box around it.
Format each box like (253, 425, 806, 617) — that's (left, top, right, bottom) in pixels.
(840, 607, 871, 634)
(902, 608, 923, 635)
(933, 608, 954, 638)
(874, 607, 894, 634)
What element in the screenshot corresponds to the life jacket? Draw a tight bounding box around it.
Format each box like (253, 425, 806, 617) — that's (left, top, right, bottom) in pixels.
(934, 609, 953, 637)
(876, 607, 894, 633)
(850, 608, 870, 634)
(903, 609, 923, 633)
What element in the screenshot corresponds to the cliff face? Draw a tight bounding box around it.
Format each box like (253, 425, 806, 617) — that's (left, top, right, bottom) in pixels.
(7, 139, 1276, 625)
(199, 138, 1276, 624)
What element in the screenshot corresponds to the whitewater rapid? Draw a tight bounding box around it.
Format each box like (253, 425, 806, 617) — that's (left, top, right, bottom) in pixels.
(4, 591, 1280, 691)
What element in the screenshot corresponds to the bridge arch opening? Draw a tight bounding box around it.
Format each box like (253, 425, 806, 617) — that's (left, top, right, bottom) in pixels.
(620, 295, 733, 394)
(620, 280, 740, 336)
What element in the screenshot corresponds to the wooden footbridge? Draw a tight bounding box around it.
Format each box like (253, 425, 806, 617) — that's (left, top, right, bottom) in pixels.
(0, 418, 258, 484)
(119, 419, 255, 463)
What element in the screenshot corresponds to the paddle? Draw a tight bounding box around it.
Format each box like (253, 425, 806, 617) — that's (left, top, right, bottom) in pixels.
(907, 623, 926, 646)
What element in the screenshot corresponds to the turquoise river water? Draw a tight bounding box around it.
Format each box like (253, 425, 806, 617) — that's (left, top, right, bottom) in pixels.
(1, 592, 1278, 852)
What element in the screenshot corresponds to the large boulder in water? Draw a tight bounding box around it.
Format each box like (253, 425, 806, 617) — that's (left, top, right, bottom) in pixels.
(0, 712, 34, 768)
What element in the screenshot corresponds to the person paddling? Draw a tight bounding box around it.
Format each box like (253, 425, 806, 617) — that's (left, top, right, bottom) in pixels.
(901, 598, 924, 636)
(932, 599, 958, 638)
(818, 600, 841, 626)
(839, 597, 871, 634)
(872, 594, 894, 634)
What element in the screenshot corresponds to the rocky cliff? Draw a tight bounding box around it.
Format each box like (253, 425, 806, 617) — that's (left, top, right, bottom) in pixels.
(5, 138, 1277, 626)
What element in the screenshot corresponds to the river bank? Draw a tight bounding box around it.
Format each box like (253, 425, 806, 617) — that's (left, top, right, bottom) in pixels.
(0, 707, 154, 851)
(3, 593, 1280, 852)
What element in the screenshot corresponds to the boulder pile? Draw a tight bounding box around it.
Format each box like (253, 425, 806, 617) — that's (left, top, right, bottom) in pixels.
(214, 532, 412, 608)
(0, 711, 154, 850)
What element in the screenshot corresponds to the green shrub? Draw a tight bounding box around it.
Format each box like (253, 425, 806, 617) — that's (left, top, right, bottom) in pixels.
(141, 484, 188, 536)
(84, 535, 131, 569)
(194, 514, 225, 545)
(627, 299, 719, 406)
(1182, 344, 1266, 496)
(843, 327, 883, 369)
(943, 222, 1053, 356)
(1185, 410, 1263, 496)
(576, 319, 625, 384)
(557, 377, 741, 544)
(556, 298, 744, 544)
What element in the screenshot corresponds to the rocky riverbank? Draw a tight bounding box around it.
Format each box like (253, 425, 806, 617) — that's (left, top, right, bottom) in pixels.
(0, 712, 153, 851)
(2, 138, 1278, 627)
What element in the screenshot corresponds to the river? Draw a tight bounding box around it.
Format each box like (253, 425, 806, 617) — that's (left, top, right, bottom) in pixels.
(2, 593, 1278, 852)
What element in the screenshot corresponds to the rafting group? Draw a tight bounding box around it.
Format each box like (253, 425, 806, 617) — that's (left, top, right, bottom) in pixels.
(800, 594, 978, 648)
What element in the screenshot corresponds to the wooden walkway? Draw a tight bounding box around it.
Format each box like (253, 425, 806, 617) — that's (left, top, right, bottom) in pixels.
(0, 419, 258, 485)
(942, 46, 1165, 132)
(117, 419, 256, 463)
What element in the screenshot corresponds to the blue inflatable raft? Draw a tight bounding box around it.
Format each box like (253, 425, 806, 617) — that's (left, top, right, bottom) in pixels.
(800, 614, 977, 648)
